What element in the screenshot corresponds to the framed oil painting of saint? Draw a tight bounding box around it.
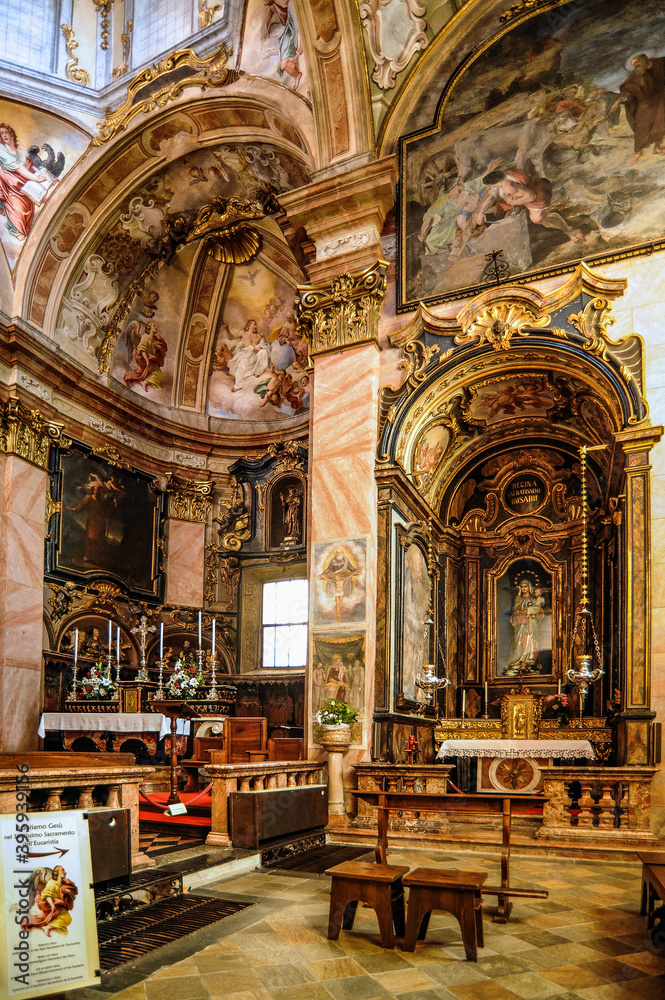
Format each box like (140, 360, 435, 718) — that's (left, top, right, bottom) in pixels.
(494, 558, 555, 680)
(46, 443, 165, 601)
(399, 0, 665, 309)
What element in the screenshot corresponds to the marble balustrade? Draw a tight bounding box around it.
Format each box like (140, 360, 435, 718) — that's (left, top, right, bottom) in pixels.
(537, 765, 659, 844)
(0, 762, 155, 868)
(204, 760, 324, 847)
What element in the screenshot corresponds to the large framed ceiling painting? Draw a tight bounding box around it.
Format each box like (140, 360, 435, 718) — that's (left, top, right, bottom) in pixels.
(46, 443, 165, 601)
(399, 0, 665, 309)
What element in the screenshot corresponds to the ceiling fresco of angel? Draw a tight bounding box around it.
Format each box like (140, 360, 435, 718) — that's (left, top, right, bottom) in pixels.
(400, 0, 665, 308)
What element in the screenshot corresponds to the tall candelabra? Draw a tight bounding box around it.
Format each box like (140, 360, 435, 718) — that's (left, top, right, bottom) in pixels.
(107, 651, 120, 700)
(155, 657, 166, 700)
(566, 444, 604, 726)
(207, 617, 218, 699)
(67, 628, 79, 701)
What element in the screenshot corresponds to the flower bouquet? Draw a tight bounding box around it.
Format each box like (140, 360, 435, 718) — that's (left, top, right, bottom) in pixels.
(542, 692, 571, 727)
(166, 657, 204, 700)
(79, 662, 117, 700)
(316, 699, 358, 726)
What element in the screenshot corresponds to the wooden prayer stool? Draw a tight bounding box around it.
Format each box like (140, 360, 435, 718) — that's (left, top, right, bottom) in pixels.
(326, 860, 409, 950)
(638, 851, 665, 945)
(403, 868, 487, 961)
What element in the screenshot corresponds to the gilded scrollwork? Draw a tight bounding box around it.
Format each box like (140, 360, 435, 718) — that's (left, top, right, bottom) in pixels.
(0, 399, 67, 470)
(296, 261, 387, 359)
(61, 25, 91, 86)
(455, 302, 550, 352)
(214, 482, 252, 551)
(165, 473, 213, 523)
(93, 43, 239, 145)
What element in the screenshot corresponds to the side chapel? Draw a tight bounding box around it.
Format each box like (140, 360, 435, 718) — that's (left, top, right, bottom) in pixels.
(2, 0, 665, 941)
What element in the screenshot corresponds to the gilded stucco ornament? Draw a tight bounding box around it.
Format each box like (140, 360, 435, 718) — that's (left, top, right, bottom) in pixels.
(93, 43, 239, 145)
(165, 473, 213, 523)
(0, 399, 68, 470)
(456, 302, 550, 352)
(214, 482, 252, 551)
(295, 261, 387, 359)
(61, 24, 91, 86)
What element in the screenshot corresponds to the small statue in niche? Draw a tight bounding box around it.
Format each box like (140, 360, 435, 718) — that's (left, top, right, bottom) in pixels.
(280, 485, 302, 544)
(84, 627, 104, 660)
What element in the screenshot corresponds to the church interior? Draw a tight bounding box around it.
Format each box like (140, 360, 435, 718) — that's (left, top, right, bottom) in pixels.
(3, 0, 665, 997)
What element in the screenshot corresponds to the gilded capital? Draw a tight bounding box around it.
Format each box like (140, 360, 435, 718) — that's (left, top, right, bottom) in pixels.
(0, 399, 67, 470)
(295, 260, 387, 359)
(165, 472, 213, 522)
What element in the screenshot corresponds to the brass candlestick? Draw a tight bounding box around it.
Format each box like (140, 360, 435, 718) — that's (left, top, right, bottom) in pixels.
(155, 658, 166, 700)
(207, 653, 218, 700)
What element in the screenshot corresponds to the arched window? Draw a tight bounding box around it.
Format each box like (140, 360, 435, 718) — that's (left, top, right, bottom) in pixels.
(132, 0, 198, 66)
(0, 0, 58, 74)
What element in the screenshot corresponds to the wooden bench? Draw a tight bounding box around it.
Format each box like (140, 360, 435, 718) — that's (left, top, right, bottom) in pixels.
(638, 851, 665, 945)
(403, 868, 487, 960)
(326, 860, 409, 950)
(353, 790, 548, 923)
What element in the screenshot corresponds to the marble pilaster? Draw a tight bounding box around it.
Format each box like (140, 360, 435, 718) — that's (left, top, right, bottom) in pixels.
(165, 519, 206, 608)
(0, 454, 47, 750)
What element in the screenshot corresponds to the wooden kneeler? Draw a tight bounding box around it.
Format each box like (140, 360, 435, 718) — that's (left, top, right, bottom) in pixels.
(403, 868, 487, 961)
(326, 860, 409, 949)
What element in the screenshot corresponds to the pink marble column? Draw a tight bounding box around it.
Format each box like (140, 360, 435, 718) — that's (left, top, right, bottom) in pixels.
(165, 518, 205, 607)
(308, 341, 380, 810)
(0, 454, 47, 751)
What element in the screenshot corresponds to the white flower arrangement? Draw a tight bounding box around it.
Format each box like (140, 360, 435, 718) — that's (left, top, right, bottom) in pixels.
(79, 662, 117, 700)
(166, 657, 204, 700)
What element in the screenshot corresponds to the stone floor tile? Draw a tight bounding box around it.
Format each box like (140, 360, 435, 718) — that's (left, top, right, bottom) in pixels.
(617, 976, 665, 999)
(356, 952, 414, 973)
(498, 970, 572, 998)
(322, 974, 393, 999)
(144, 976, 208, 1000)
(291, 942, 347, 962)
(270, 983, 337, 1000)
(473, 955, 534, 979)
(106, 986, 147, 1000)
(581, 958, 649, 983)
(424, 961, 491, 987)
(615, 950, 665, 975)
(446, 981, 524, 1000)
(541, 964, 610, 990)
(151, 960, 202, 978)
(575, 986, 642, 1000)
(254, 962, 316, 990)
(370, 967, 442, 994)
(199, 970, 266, 997)
(305, 957, 367, 980)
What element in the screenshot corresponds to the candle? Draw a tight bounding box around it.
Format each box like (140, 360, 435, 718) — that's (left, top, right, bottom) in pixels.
(558, 678, 562, 695)
(198, 611, 202, 648)
(462, 689, 466, 718)
(485, 680, 489, 711)
(108, 620, 112, 653)
(73, 628, 78, 667)
(212, 618, 216, 655)
(159, 622, 164, 660)
(116, 627, 120, 664)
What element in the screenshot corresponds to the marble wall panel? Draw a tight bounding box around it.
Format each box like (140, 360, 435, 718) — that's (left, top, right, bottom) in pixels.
(0, 455, 47, 751)
(165, 518, 205, 608)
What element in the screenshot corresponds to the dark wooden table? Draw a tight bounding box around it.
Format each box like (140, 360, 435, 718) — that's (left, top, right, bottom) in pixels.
(352, 790, 548, 922)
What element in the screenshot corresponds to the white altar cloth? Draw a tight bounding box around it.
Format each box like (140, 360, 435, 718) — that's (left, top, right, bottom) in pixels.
(38, 712, 190, 741)
(437, 738, 596, 760)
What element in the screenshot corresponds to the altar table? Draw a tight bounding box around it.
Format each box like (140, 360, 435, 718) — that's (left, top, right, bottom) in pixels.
(352, 789, 548, 923)
(38, 712, 191, 742)
(437, 739, 596, 759)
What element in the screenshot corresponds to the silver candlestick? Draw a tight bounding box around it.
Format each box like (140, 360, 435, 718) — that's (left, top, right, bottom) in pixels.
(106, 652, 119, 700)
(207, 652, 218, 700)
(155, 657, 166, 700)
(67, 628, 79, 701)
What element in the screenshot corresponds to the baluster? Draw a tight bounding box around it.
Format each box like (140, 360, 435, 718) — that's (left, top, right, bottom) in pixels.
(266, 774, 277, 789)
(541, 778, 565, 828)
(597, 781, 615, 829)
(45, 788, 64, 812)
(296, 771, 306, 786)
(78, 786, 95, 810)
(577, 780, 595, 827)
(287, 773, 296, 786)
(106, 785, 121, 809)
(254, 776, 265, 790)
(240, 778, 251, 792)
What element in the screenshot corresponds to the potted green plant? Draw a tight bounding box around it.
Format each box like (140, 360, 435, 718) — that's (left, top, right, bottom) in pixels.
(315, 699, 358, 749)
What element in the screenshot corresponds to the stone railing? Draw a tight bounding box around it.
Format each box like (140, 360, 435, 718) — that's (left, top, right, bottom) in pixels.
(204, 760, 324, 847)
(0, 760, 156, 868)
(351, 763, 454, 835)
(536, 766, 659, 844)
